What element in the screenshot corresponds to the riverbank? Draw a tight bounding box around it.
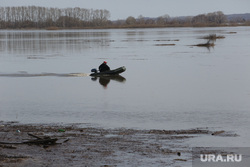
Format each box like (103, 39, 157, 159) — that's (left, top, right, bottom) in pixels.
(0, 23, 250, 31)
(45, 23, 249, 29)
(0, 121, 237, 167)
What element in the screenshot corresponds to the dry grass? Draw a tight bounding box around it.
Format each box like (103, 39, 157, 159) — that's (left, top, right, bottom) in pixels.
(202, 34, 225, 40)
(194, 40, 215, 47)
(155, 44, 176, 46)
(46, 27, 60, 30)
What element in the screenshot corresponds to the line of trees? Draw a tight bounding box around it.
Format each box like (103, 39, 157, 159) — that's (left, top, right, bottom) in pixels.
(191, 11, 227, 25)
(0, 6, 110, 29)
(121, 11, 228, 27)
(0, 7, 249, 29)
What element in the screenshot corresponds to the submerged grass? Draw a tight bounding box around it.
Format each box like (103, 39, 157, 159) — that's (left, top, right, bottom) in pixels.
(193, 40, 215, 47)
(202, 34, 225, 40)
(155, 44, 176, 46)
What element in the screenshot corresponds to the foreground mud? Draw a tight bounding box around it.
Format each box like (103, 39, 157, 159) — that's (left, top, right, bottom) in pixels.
(0, 121, 237, 167)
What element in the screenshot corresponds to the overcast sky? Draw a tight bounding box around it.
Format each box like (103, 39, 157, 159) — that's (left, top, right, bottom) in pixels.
(1, 0, 250, 20)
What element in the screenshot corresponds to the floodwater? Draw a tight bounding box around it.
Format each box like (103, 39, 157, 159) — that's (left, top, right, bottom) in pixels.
(0, 27, 250, 146)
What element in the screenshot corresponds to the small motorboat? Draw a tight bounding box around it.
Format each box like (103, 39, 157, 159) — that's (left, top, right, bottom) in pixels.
(90, 66, 126, 76)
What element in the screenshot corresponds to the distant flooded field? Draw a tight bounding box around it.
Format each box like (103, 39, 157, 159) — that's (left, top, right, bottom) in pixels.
(0, 27, 250, 147)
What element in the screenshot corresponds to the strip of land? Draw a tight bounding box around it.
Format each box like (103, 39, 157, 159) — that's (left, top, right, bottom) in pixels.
(0, 121, 237, 167)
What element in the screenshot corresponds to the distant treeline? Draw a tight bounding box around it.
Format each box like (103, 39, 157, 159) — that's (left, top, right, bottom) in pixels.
(121, 11, 249, 28)
(0, 6, 110, 29)
(124, 12, 227, 26)
(0, 6, 249, 29)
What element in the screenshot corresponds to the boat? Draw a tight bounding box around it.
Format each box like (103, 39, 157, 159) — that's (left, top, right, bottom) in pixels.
(90, 66, 126, 76)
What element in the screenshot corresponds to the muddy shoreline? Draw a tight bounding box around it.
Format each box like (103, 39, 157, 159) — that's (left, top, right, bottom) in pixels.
(0, 121, 237, 167)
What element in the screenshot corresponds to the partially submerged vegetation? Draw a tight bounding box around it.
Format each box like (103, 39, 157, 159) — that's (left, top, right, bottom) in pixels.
(196, 41, 215, 47)
(155, 44, 176, 46)
(194, 40, 215, 48)
(201, 34, 225, 40)
(192, 33, 226, 48)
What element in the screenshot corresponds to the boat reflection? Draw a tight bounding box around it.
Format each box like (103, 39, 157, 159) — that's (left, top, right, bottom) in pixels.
(91, 75, 126, 88)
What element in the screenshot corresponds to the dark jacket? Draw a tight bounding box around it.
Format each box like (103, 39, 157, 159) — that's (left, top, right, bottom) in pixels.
(99, 63, 110, 72)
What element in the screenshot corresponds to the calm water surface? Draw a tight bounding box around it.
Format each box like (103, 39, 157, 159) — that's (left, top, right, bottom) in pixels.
(0, 27, 250, 147)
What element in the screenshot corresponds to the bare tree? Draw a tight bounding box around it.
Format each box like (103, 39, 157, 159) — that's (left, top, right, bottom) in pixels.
(126, 16, 136, 25)
(0, 6, 112, 29)
(156, 17, 165, 25)
(137, 15, 145, 24)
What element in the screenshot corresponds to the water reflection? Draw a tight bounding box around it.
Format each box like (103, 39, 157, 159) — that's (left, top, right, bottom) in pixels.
(0, 31, 111, 55)
(91, 75, 126, 88)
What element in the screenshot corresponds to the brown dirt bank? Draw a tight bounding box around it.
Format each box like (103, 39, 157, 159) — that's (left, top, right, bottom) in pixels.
(0, 121, 237, 167)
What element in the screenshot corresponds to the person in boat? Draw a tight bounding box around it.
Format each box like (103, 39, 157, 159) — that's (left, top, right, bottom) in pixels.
(99, 61, 110, 72)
